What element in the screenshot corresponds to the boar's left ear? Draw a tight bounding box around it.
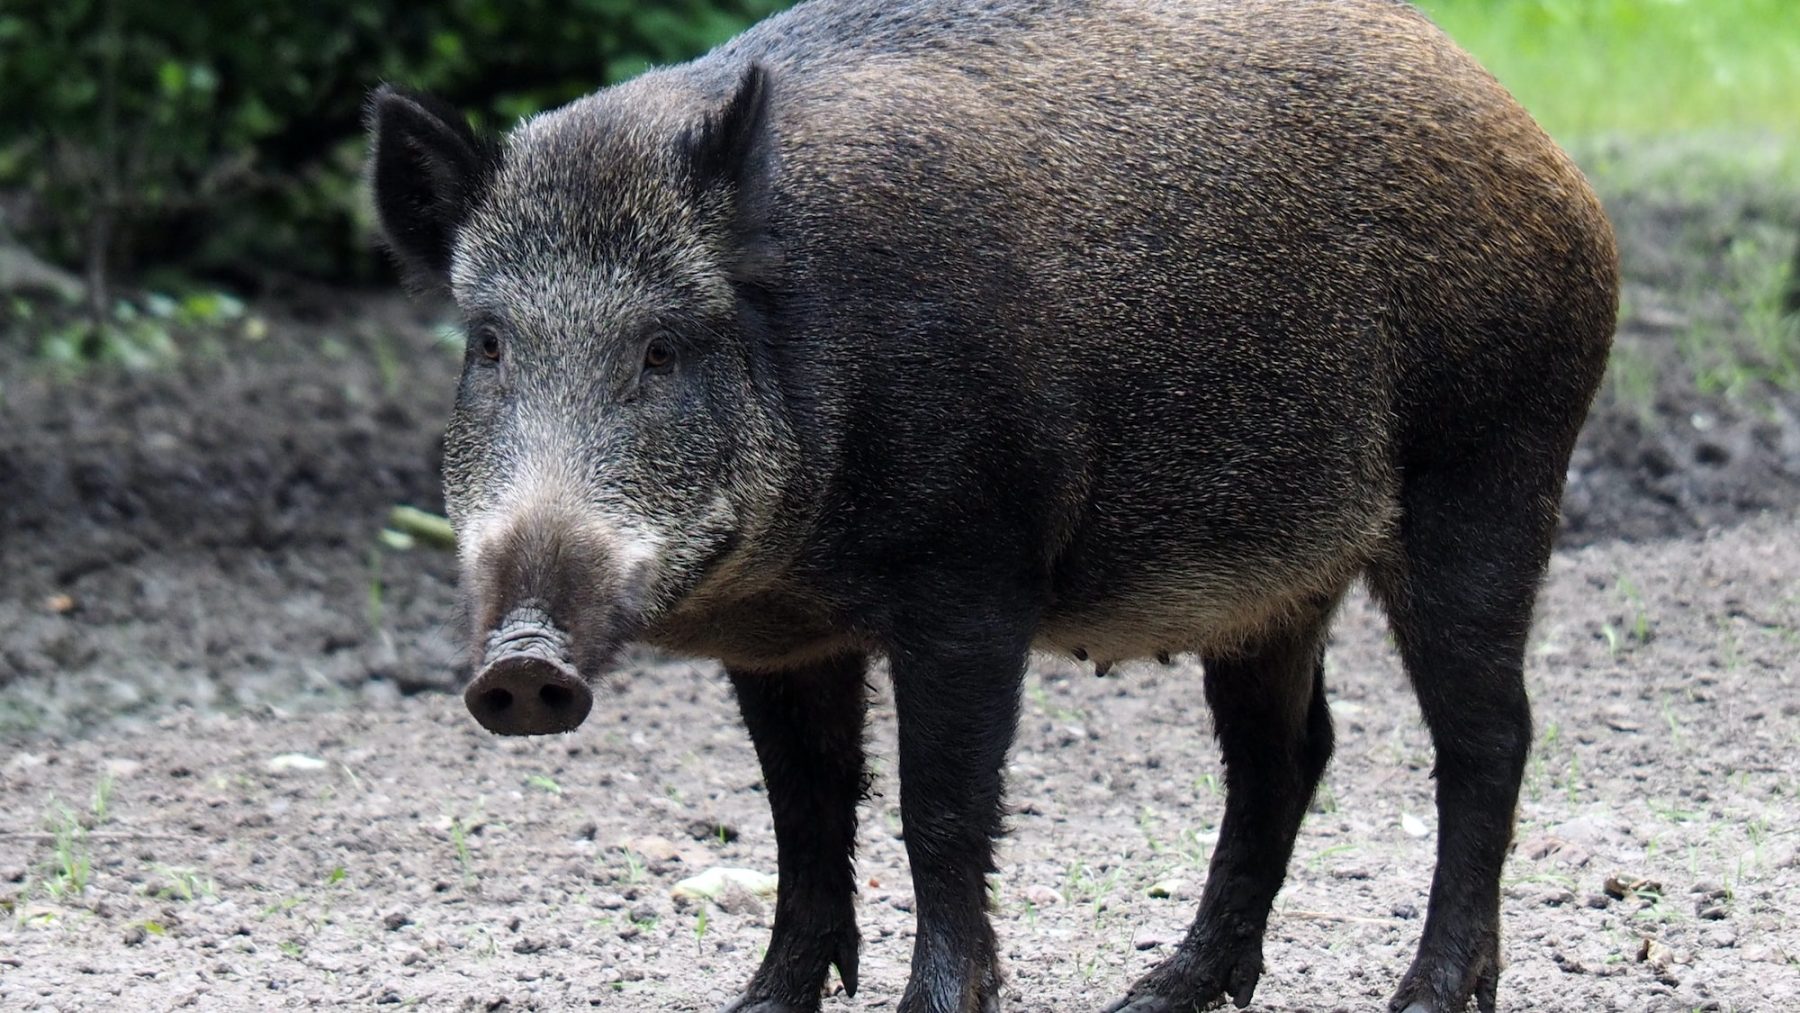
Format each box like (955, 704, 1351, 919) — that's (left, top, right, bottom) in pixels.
(366, 84, 500, 288)
(684, 63, 772, 195)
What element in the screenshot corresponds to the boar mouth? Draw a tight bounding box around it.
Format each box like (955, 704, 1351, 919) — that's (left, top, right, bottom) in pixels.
(464, 605, 595, 736)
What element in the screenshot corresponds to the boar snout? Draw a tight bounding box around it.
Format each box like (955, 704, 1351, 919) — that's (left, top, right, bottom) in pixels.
(465, 606, 594, 735)
(459, 505, 650, 734)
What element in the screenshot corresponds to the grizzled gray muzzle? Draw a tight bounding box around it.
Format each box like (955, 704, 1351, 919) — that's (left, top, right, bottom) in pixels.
(454, 499, 647, 736)
(463, 605, 594, 735)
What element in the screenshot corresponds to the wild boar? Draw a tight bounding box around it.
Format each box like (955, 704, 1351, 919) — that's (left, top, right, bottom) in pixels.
(367, 1, 1618, 1010)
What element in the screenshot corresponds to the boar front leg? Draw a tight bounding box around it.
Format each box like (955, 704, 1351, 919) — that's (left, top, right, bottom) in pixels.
(722, 656, 869, 1013)
(889, 620, 1032, 1013)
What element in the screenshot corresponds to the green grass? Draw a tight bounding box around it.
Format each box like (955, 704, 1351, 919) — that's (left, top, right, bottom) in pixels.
(1418, 0, 1800, 141)
(450, 816, 477, 887)
(149, 865, 217, 902)
(42, 804, 92, 899)
(24, 775, 118, 905)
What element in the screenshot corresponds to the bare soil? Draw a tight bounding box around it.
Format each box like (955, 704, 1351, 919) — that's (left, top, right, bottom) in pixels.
(2, 174, 1798, 1011)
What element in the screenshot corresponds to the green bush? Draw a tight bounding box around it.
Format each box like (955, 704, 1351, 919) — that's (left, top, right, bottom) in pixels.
(0, 0, 794, 292)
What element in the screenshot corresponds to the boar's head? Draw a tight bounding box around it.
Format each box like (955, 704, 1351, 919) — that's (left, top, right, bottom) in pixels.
(367, 66, 793, 735)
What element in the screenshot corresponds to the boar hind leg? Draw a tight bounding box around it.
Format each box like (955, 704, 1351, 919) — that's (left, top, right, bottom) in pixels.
(889, 621, 1033, 1013)
(1106, 603, 1338, 1013)
(1370, 451, 1562, 1013)
(722, 657, 869, 1013)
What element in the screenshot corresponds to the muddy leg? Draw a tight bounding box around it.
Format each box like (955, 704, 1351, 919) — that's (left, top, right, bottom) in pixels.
(721, 655, 868, 1013)
(889, 626, 1031, 1013)
(1372, 460, 1560, 1013)
(1106, 606, 1338, 1012)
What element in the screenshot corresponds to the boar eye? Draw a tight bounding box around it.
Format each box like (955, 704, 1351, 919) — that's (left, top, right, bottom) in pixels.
(643, 335, 675, 373)
(476, 328, 503, 363)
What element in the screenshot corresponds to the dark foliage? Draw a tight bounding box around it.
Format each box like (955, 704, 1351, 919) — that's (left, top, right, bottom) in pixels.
(0, 0, 794, 291)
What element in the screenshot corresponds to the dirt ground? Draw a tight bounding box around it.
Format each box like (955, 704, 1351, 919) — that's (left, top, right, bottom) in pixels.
(3, 161, 1799, 1010)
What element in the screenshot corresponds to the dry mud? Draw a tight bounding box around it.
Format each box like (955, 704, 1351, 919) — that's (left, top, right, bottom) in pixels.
(2, 179, 1799, 1010)
(1, 520, 1796, 1011)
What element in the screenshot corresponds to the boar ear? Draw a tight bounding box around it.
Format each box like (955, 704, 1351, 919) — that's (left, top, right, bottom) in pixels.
(685, 63, 772, 193)
(366, 85, 499, 287)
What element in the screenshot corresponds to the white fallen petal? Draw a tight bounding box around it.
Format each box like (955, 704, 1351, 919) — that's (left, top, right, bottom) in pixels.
(1400, 812, 1430, 838)
(266, 753, 329, 773)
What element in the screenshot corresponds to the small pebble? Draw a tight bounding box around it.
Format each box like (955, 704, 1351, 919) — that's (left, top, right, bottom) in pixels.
(686, 819, 740, 843)
(1537, 887, 1575, 907)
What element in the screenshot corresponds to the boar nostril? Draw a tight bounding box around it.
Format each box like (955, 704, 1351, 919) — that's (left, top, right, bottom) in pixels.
(464, 644, 594, 736)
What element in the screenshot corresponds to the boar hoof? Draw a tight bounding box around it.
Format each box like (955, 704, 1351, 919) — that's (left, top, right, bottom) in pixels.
(1387, 941, 1498, 1013)
(717, 999, 815, 1013)
(1103, 938, 1262, 1013)
(1100, 994, 1226, 1013)
(895, 993, 1000, 1013)
(896, 968, 1001, 1013)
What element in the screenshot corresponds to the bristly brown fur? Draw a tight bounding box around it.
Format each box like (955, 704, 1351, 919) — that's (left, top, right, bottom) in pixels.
(367, 3, 1619, 1011)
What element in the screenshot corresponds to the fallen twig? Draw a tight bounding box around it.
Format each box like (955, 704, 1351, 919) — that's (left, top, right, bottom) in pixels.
(1281, 909, 1404, 926)
(0, 830, 188, 842)
(388, 505, 457, 549)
